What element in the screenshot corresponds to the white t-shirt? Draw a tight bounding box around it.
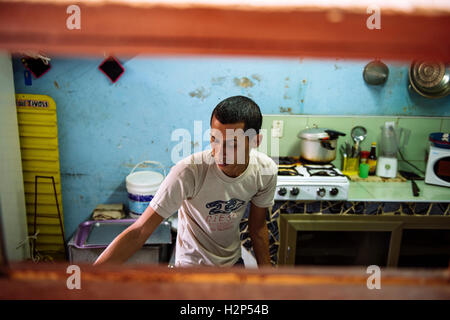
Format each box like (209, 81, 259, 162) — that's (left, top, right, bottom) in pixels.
(149, 148, 278, 267)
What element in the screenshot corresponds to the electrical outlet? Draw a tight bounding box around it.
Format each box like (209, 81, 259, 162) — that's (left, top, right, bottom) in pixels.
(385, 121, 395, 128)
(271, 120, 284, 138)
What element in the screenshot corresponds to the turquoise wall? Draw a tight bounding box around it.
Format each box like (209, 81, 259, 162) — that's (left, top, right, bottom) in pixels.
(12, 56, 450, 239)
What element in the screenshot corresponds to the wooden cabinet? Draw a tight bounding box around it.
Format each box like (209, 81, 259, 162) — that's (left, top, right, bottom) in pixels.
(279, 214, 450, 268)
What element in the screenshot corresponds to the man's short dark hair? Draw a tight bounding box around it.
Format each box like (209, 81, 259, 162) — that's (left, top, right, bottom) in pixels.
(210, 96, 262, 134)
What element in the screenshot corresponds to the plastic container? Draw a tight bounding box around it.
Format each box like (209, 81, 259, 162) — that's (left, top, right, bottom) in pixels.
(68, 219, 172, 264)
(126, 161, 166, 219)
(343, 157, 360, 175)
(359, 163, 370, 178)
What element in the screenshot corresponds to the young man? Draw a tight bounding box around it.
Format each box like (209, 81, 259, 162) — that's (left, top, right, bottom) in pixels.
(94, 96, 278, 267)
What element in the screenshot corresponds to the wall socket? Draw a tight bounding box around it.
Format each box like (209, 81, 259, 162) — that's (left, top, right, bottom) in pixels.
(385, 121, 395, 128)
(272, 120, 284, 138)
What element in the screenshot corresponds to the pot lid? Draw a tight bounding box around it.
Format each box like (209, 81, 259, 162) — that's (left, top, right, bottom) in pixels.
(297, 127, 331, 140)
(411, 60, 445, 89)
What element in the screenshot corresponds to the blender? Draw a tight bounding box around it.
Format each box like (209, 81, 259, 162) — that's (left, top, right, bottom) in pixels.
(376, 122, 410, 178)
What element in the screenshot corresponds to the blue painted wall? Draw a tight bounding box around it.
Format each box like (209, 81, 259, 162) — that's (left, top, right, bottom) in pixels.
(12, 56, 450, 239)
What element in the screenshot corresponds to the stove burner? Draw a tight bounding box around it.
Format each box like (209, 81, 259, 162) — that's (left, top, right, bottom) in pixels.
(272, 156, 298, 165)
(312, 171, 334, 177)
(278, 166, 303, 176)
(304, 165, 345, 177)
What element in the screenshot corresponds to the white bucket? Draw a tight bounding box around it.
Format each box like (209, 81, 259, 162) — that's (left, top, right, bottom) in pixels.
(126, 161, 166, 219)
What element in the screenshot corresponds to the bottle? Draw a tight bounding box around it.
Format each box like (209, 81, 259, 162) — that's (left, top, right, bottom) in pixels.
(368, 142, 377, 175)
(360, 151, 370, 164)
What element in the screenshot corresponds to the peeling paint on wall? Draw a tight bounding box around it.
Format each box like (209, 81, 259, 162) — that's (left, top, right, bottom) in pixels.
(233, 77, 254, 88)
(189, 87, 210, 100)
(279, 106, 292, 114)
(211, 76, 226, 85)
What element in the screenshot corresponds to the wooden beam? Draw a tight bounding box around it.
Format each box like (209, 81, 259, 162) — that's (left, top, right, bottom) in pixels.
(1, 261, 449, 299)
(0, 1, 449, 60)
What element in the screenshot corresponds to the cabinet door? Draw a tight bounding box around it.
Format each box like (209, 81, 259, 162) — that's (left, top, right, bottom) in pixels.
(280, 218, 403, 267)
(294, 230, 392, 266)
(398, 229, 450, 268)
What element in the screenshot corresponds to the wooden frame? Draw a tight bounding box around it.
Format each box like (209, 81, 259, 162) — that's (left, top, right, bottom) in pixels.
(0, 201, 6, 270)
(0, 1, 449, 60)
(279, 214, 450, 267)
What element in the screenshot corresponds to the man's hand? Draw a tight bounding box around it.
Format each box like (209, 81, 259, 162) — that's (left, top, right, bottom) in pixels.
(94, 205, 164, 266)
(248, 202, 272, 267)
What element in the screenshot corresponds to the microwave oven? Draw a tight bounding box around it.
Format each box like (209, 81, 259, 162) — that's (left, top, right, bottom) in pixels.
(425, 145, 450, 187)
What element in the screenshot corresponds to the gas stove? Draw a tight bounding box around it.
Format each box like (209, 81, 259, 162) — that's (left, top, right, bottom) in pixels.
(274, 158, 349, 201)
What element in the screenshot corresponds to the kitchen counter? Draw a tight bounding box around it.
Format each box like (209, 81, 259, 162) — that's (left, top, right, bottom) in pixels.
(348, 180, 450, 203)
(338, 160, 450, 203)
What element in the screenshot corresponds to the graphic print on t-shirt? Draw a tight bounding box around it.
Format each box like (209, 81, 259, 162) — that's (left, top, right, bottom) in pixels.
(205, 198, 246, 231)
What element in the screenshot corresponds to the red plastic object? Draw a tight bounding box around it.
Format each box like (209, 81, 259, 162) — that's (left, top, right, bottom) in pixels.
(360, 151, 370, 159)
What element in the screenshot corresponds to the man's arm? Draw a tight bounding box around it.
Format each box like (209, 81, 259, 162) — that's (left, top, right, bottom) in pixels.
(248, 202, 271, 267)
(93, 205, 164, 266)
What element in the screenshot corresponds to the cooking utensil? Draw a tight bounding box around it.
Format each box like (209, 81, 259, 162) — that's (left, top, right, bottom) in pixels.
(351, 126, 367, 158)
(399, 170, 424, 197)
(363, 60, 389, 85)
(409, 60, 450, 99)
(340, 144, 348, 171)
(297, 126, 346, 163)
(340, 144, 346, 156)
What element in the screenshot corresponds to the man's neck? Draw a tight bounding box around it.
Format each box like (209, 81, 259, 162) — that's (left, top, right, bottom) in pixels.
(221, 152, 251, 178)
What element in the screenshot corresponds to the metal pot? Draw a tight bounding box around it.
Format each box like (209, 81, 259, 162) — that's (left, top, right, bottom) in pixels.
(297, 127, 346, 163)
(409, 60, 450, 99)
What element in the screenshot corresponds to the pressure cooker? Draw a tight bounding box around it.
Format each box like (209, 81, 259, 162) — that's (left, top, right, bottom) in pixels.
(297, 126, 346, 163)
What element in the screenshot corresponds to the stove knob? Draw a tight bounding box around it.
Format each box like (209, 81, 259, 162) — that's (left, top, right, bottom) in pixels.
(290, 187, 300, 196)
(317, 188, 326, 197)
(278, 187, 287, 196)
(330, 188, 339, 196)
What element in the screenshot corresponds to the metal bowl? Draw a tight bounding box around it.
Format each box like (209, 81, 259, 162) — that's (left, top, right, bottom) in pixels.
(409, 60, 450, 99)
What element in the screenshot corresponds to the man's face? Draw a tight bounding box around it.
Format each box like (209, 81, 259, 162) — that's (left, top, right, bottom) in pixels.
(210, 115, 250, 174)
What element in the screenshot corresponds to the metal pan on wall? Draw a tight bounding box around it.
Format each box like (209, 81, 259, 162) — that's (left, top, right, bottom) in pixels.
(363, 60, 389, 85)
(409, 60, 450, 99)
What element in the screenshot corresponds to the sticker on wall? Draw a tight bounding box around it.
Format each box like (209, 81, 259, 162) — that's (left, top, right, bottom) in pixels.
(21, 56, 51, 79)
(98, 56, 124, 83)
(24, 70, 32, 86)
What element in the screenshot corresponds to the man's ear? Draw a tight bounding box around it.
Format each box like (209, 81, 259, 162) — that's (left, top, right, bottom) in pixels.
(249, 133, 263, 149)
